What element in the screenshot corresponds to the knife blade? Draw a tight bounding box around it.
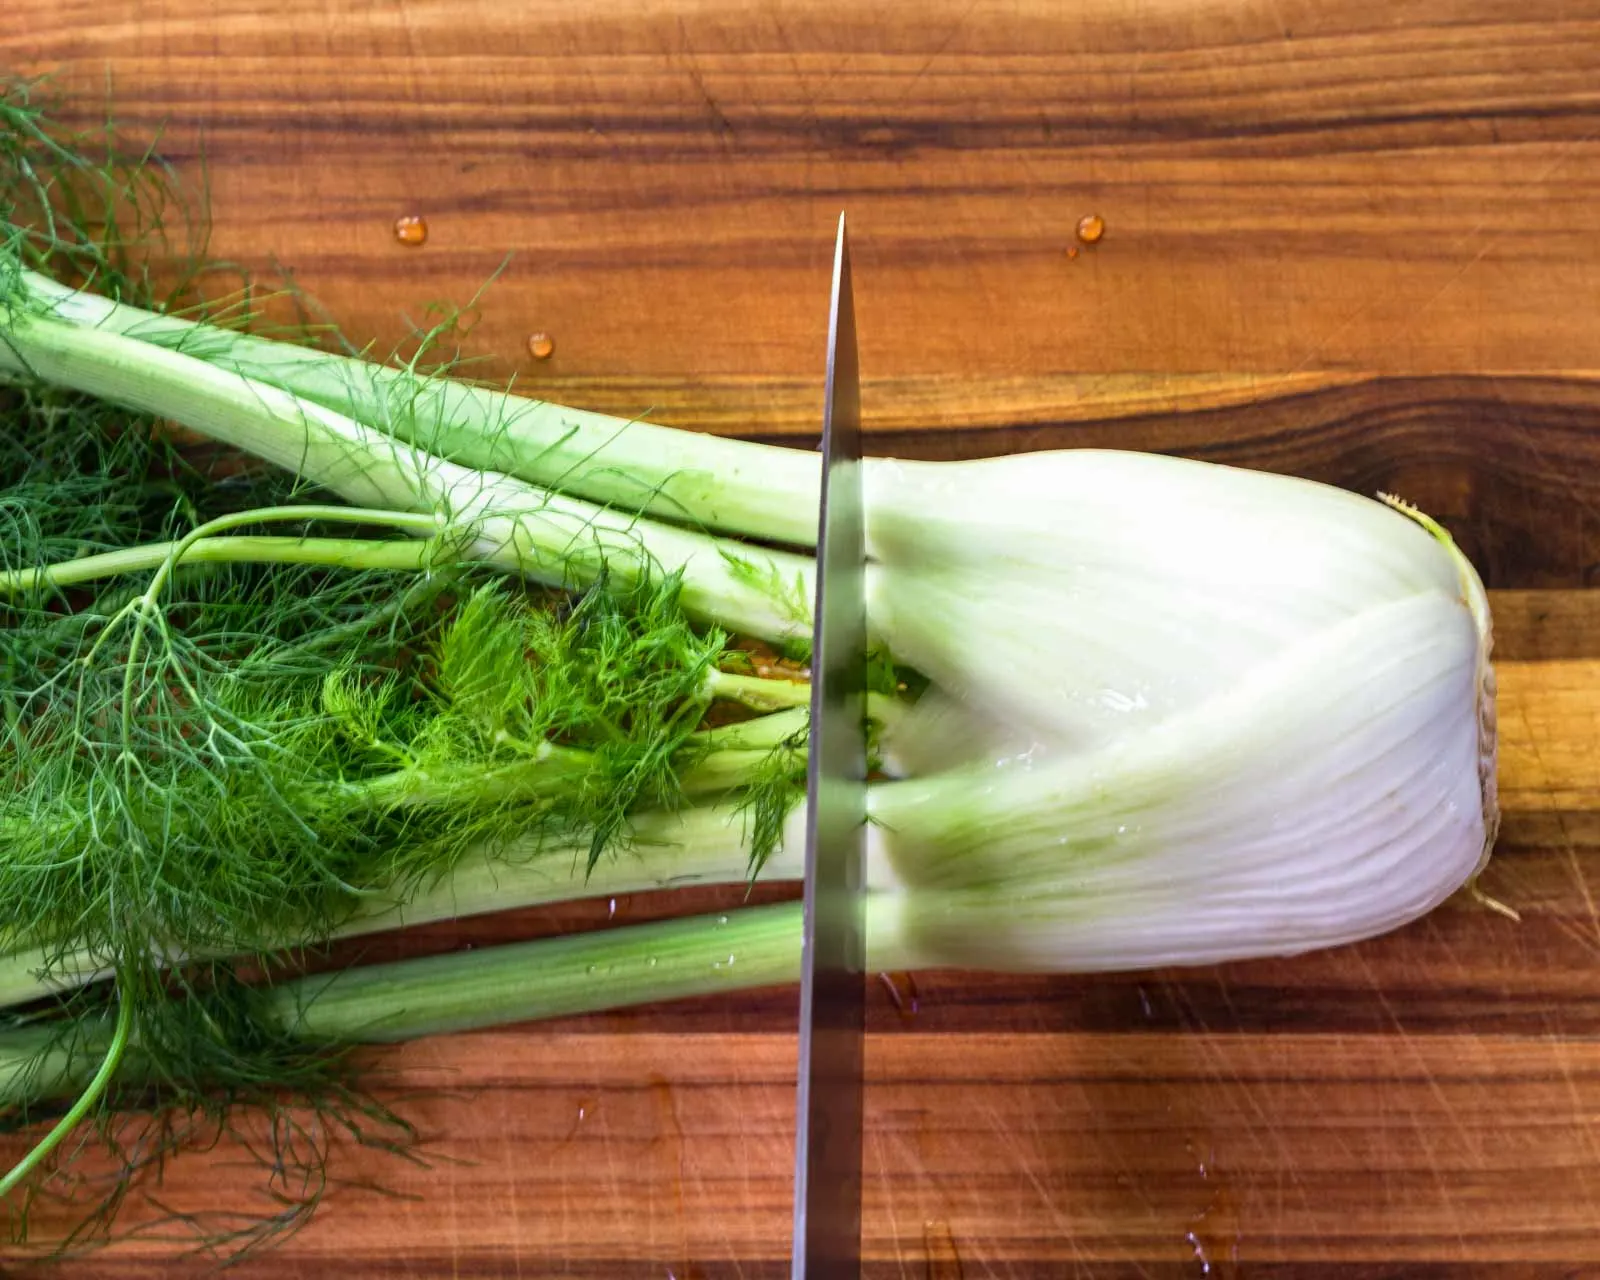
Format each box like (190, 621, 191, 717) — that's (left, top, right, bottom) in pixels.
(790, 212, 868, 1280)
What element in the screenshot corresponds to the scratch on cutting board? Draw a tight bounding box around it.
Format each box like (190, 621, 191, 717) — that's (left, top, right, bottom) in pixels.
(1543, 1013, 1600, 1200)
(732, 1054, 758, 1257)
(496, 1094, 527, 1279)
(1482, 721, 1557, 950)
(978, 1099, 1085, 1271)
(1415, 911, 1478, 1002)
(1522, 697, 1600, 955)
(558, 1149, 574, 1278)
(761, 0, 821, 232)
(1350, 949, 1475, 1259)
(573, 1040, 625, 1243)
(445, 1149, 464, 1279)
(1164, 981, 1324, 1252)
(723, 1054, 771, 1280)
(1286, 122, 1600, 376)
(1167, 981, 1296, 1179)
(1482, 375, 1600, 543)
(671, 17, 736, 146)
(646, 1074, 689, 1267)
(866, 1125, 912, 1279)
(903, 0, 982, 90)
(687, 1083, 749, 1280)
(391, 0, 425, 67)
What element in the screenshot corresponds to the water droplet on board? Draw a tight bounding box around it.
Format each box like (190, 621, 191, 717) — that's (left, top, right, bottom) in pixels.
(1076, 212, 1106, 245)
(562, 1094, 601, 1143)
(878, 971, 921, 1017)
(1066, 245, 1080, 260)
(527, 331, 556, 360)
(608, 897, 618, 920)
(1185, 1142, 1242, 1276)
(923, 1219, 963, 1278)
(393, 214, 428, 246)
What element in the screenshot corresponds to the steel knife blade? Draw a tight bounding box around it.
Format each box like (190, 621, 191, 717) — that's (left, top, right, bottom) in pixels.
(789, 212, 868, 1280)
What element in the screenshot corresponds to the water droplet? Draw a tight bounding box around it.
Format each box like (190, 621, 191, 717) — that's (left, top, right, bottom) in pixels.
(527, 331, 555, 360)
(1185, 1146, 1240, 1274)
(725, 953, 736, 966)
(717, 915, 729, 926)
(647, 956, 658, 968)
(1076, 212, 1105, 244)
(1137, 985, 1153, 1018)
(562, 1094, 600, 1143)
(608, 897, 618, 920)
(923, 1218, 962, 1278)
(1066, 245, 1079, 260)
(393, 214, 428, 246)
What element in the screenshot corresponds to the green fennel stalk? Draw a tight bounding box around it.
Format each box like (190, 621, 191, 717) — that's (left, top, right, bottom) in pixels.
(0, 905, 816, 1121)
(0, 303, 818, 647)
(0, 533, 464, 596)
(0, 793, 812, 1009)
(20, 265, 823, 547)
(0, 689, 903, 1017)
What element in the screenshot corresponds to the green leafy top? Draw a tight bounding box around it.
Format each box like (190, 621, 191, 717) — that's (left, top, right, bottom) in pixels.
(0, 73, 819, 1258)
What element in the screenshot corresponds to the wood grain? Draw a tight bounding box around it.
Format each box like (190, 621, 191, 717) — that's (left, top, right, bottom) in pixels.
(11, 2, 1600, 582)
(9, 0, 1600, 1275)
(14, 0, 1600, 380)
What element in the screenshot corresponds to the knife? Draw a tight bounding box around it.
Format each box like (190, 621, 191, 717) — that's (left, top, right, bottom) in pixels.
(790, 213, 869, 1280)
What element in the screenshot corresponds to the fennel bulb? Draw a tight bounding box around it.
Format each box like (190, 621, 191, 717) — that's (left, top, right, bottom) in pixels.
(864, 451, 1496, 969)
(863, 450, 1483, 741)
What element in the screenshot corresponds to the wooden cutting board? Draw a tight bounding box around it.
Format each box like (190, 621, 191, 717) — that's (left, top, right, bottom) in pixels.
(7, 2, 1600, 1274)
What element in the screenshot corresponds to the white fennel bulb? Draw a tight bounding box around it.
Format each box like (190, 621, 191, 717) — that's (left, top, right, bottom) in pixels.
(859, 452, 1496, 972)
(865, 450, 1476, 748)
